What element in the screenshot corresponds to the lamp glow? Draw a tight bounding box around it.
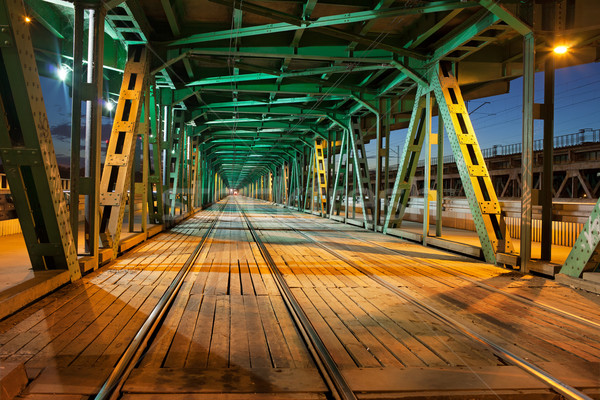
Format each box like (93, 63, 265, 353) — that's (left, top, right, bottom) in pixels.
(105, 101, 114, 111)
(58, 65, 69, 81)
(24, 16, 32, 23)
(553, 45, 568, 54)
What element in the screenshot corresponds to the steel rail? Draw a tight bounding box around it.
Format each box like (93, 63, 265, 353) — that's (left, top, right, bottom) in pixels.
(270, 207, 593, 400)
(93, 201, 228, 400)
(280, 205, 600, 331)
(234, 198, 357, 400)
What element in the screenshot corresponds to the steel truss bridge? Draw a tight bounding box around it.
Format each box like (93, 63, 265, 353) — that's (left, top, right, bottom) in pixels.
(0, 0, 600, 285)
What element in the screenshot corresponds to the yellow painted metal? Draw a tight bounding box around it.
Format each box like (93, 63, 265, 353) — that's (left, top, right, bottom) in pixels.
(432, 65, 513, 262)
(269, 171, 273, 202)
(283, 164, 289, 204)
(314, 139, 328, 215)
(99, 46, 149, 253)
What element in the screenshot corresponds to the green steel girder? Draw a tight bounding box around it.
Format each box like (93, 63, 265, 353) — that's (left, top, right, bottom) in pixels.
(560, 198, 600, 278)
(179, 47, 395, 64)
(170, 1, 477, 48)
(203, 117, 319, 125)
(192, 105, 347, 120)
(174, 83, 370, 100)
(196, 121, 321, 131)
(196, 96, 348, 110)
(186, 65, 389, 87)
(0, 0, 80, 280)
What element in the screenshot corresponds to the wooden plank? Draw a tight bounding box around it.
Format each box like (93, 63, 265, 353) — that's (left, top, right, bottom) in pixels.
(268, 294, 313, 369)
(207, 295, 230, 368)
(186, 294, 217, 368)
(242, 295, 272, 368)
(21, 284, 130, 368)
(163, 293, 203, 368)
(121, 394, 326, 400)
(53, 284, 145, 367)
(228, 295, 250, 368)
(301, 287, 379, 368)
(140, 276, 197, 367)
(70, 285, 154, 367)
(124, 368, 327, 394)
(0, 284, 110, 358)
(315, 287, 402, 367)
(290, 288, 355, 368)
(255, 296, 294, 368)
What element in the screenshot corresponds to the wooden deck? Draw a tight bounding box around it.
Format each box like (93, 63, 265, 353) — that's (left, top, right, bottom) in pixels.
(1, 198, 599, 400)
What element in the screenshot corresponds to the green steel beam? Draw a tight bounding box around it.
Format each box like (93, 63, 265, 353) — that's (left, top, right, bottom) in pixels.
(479, 0, 531, 35)
(171, 1, 477, 48)
(186, 64, 386, 87)
(186, 47, 394, 63)
(172, 83, 359, 105)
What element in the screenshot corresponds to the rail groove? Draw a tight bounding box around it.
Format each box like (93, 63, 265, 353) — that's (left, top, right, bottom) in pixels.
(93, 201, 227, 400)
(270, 204, 593, 400)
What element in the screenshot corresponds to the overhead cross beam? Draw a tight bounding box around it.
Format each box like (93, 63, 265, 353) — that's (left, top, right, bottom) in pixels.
(171, 0, 478, 51)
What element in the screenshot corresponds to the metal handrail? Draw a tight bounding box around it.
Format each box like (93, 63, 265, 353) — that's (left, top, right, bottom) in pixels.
(417, 128, 600, 167)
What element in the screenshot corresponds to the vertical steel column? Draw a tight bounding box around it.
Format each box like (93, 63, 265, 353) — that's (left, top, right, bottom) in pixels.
(77, 5, 106, 260)
(378, 98, 391, 226)
(541, 6, 555, 261)
(521, 33, 535, 273)
(70, 3, 84, 253)
(436, 114, 444, 237)
(148, 86, 164, 224)
(384, 86, 427, 233)
(422, 91, 433, 245)
(344, 135, 350, 220)
(330, 130, 348, 217)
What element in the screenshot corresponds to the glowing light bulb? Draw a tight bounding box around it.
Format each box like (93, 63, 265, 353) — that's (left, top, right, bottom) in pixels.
(24, 16, 32, 23)
(105, 101, 114, 111)
(553, 45, 568, 54)
(58, 66, 69, 81)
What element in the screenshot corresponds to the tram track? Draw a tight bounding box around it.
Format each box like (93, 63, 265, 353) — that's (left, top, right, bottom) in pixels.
(251, 201, 594, 400)
(279, 205, 600, 331)
(93, 200, 228, 400)
(235, 198, 357, 400)
(89, 198, 595, 400)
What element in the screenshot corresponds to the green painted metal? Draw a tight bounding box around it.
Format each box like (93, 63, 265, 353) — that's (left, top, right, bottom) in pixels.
(148, 84, 165, 224)
(330, 130, 348, 217)
(383, 86, 427, 232)
(560, 199, 600, 277)
(348, 118, 375, 227)
(479, 0, 531, 35)
(170, 1, 476, 47)
(168, 112, 186, 217)
(0, 0, 80, 280)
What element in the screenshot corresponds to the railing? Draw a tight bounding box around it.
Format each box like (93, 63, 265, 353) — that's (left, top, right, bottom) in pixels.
(417, 128, 600, 167)
(0, 173, 70, 192)
(403, 198, 591, 248)
(504, 217, 583, 248)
